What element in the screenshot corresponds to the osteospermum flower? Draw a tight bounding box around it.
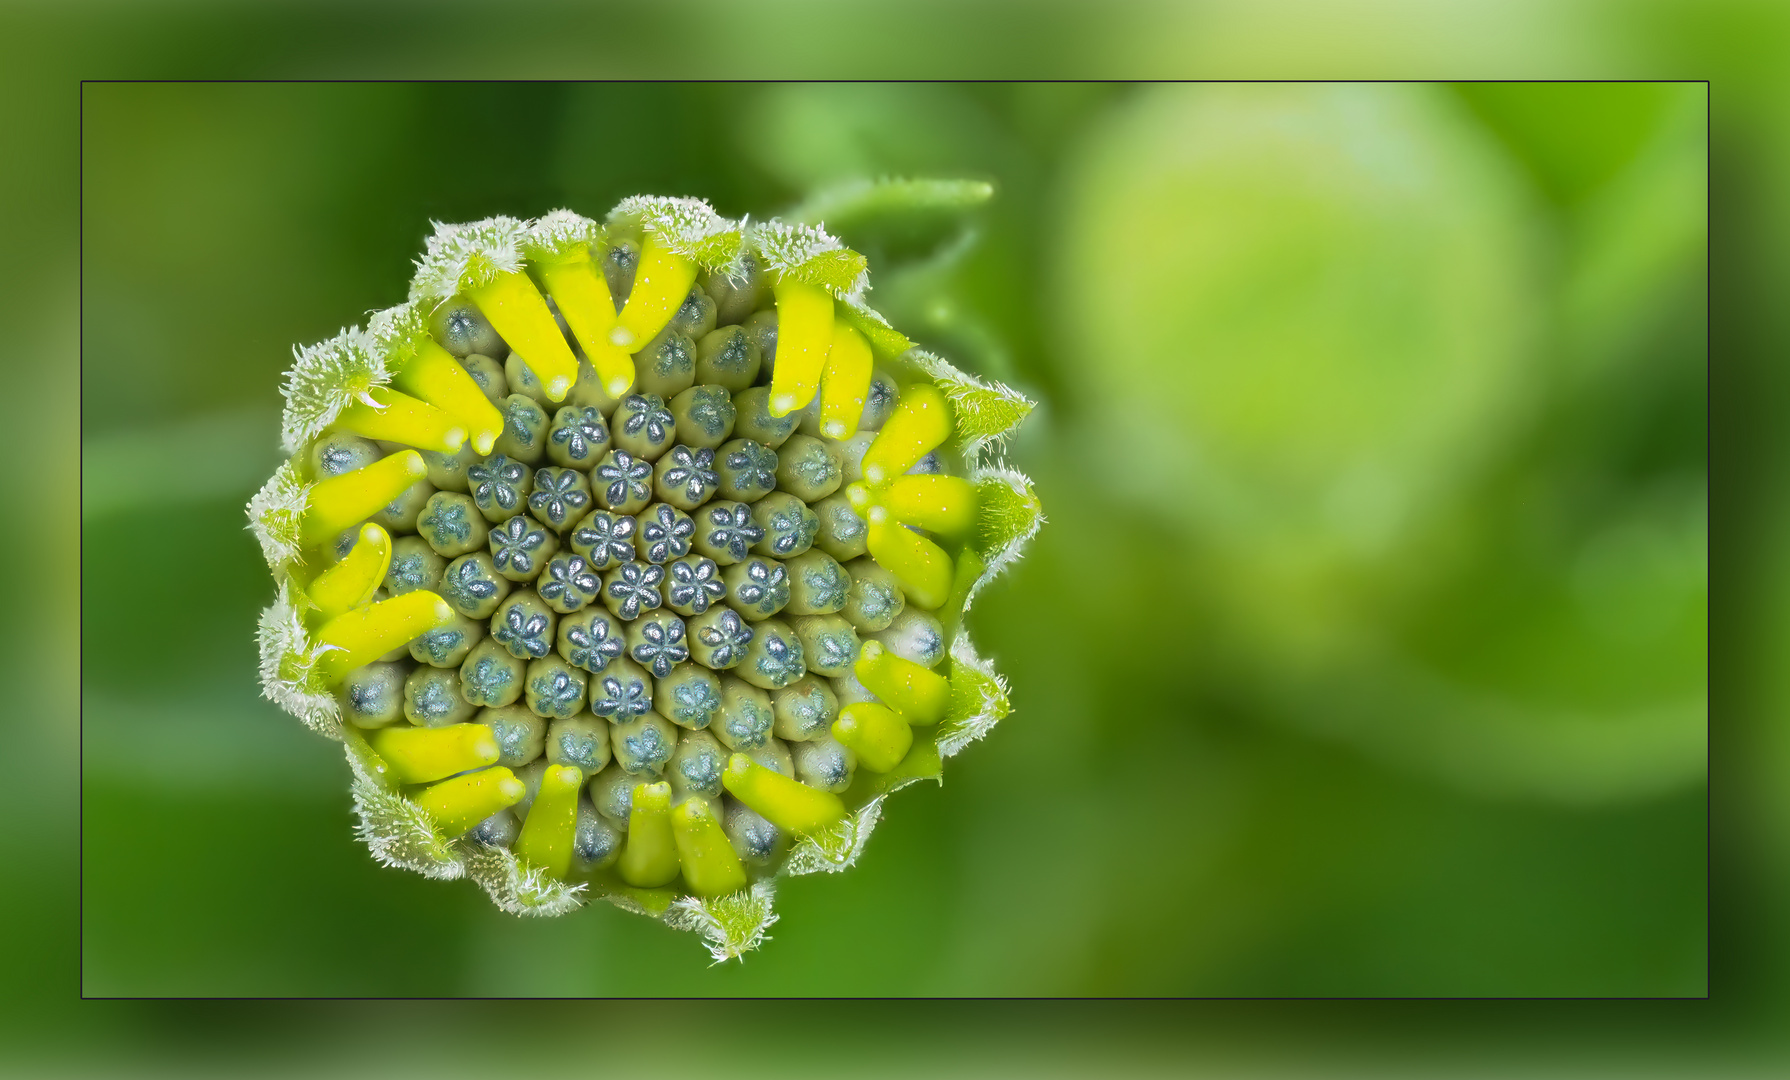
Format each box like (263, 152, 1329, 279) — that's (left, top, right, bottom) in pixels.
(249, 196, 1042, 960)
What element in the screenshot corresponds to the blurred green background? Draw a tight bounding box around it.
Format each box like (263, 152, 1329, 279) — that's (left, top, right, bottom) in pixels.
(6, 0, 1780, 1067)
(74, 78, 1705, 997)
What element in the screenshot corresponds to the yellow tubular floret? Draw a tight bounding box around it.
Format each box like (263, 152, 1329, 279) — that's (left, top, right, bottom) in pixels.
(618, 782, 680, 887)
(610, 232, 697, 351)
(865, 508, 954, 611)
(302, 450, 428, 545)
(882, 474, 978, 539)
(535, 251, 637, 398)
(315, 590, 455, 684)
(333, 386, 467, 454)
(307, 523, 391, 620)
(722, 754, 846, 835)
(391, 339, 505, 454)
(860, 384, 951, 485)
(768, 279, 834, 418)
(818, 322, 873, 439)
(831, 702, 913, 773)
(470, 270, 580, 401)
(672, 799, 748, 897)
(853, 640, 950, 726)
(413, 766, 524, 837)
(516, 764, 582, 880)
(367, 723, 502, 785)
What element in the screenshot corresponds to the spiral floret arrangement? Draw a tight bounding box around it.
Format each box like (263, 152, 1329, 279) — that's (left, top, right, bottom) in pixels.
(250, 197, 1041, 957)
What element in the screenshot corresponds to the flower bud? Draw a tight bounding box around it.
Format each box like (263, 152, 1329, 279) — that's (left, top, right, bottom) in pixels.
(525, 655, 588, 720)
(545, 712, 611, 777)
(460, 353, 509, 404)
(772, 675, 837, 742)
(634, 327, 698, 399)
(255, 200, 1039, 949)
(810, 494, 868, 562)
(668, 728, 729, 803)
(476, 704, 547, 768)
(792, 614, 860, 678)
(440, 552, 510, 620)
(337, 661, 407, 729)
(783, 549, 850, 616)
(655, 661, 722, 730)
(775, 435, 843, 503)
(591, 450, 654, 515)
(404, 666, 477, 727)
(793, 733, 856, 793)
(491, 589, 556, 659)
(611, 711, 678, 776)
(460, 636, 526, 708)
(714, 438, 779, 503)
(417, 492, 488, 558)
(736, 617, 805, 691)
(571, 797, 623, 875)
(612, 393, 677, 462)
(493, 393, 549, 464)
(546, 405, 612, 469)
(527, 467, 591, 533)
(868, 607, 946, 670)
(751, 492, 818, 559)
(714, 676, 775, 752)
(731, 387, 798, 449)
(694, 327, 760, 390)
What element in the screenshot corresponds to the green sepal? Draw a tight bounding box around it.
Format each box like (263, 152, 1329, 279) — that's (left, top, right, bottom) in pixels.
(247, 459, 310, 570)
(255, 575, 341, 737)
(973, 469, 1045, 567)
(909, 349, 1034, 451)
(749, 220, 868, 300)
(789, 248, 868, 296)
(838, 300, 915, 361)
(606, 195, 742, 271)
(603, 885, 680, 918)
(280, 327, 391, 454)
(343, 728, 466, 880)
(408, 215, 529, 301)
(366, 300, 434, 371)
(936, 634, 1011, 760)
(463, 843, 586, 917)
(524, 208, 605, 263)
(785, 794, 890, 876)
(664, 881, 780, 964)
(873, 732, 943, 792)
